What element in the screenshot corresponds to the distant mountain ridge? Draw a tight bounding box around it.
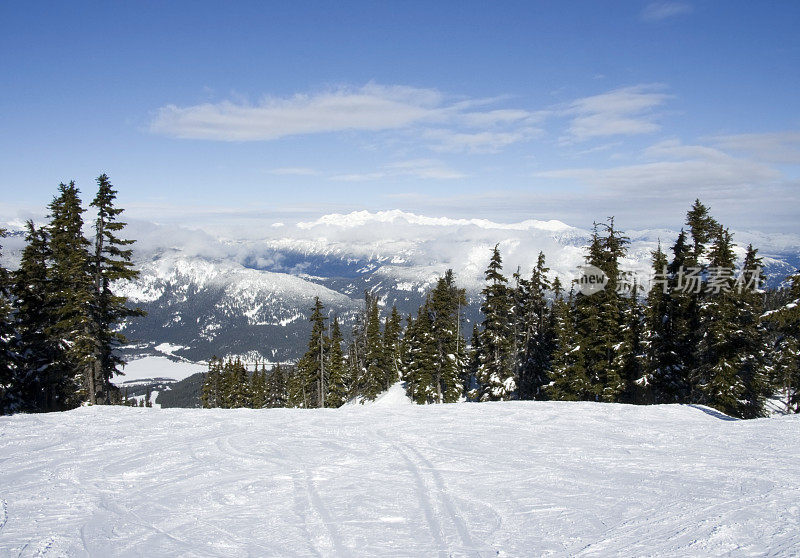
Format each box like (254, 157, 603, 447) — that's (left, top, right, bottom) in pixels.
(3, 210, 800, 364)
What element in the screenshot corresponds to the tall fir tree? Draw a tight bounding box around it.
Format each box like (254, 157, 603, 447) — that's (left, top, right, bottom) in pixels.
(295, 297, 328, 407)
(360, 293, 386, 401)
(87, 174, 143, 404)
(517, 252, 554, 400)
(47, 182, 94, 405)
(643, 241, 674, 403)
(266, 363, 288, 408)
(694, 227, 750, 416)
(325, 317, 349, 407)
(12, 222, 77, 411)
(475, 245, 516, 401)
(428, 270, 467, 403)
(547, 282, 591, 400)
(382, 305, 404, 387)
(574, 220, 629, 402)
(402, 301, 439, 404)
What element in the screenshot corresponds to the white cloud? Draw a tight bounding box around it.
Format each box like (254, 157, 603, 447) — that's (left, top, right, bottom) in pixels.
(331, 159, 466, 182)
(640, 2, 693, 22)
(150, 84, 442, 141)
(149, 83, 545, 154)
(710, 131, 800, 164)
(563, 84, 670, 142)
(537, 140, 779, 194)
(425, 128, 542, 154)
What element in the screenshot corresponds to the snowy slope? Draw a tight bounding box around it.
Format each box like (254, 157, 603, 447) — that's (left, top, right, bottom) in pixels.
(1, 402, 798, 556)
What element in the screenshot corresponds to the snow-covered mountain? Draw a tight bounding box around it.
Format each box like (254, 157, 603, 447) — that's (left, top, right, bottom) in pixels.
(3, 210, 800, 366)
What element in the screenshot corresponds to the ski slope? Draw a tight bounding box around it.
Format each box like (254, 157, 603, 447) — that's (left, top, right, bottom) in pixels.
(1, 398, 798, 557)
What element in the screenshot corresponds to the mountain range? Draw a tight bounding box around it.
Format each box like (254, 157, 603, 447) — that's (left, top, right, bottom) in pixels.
(3, 210, 800, 366)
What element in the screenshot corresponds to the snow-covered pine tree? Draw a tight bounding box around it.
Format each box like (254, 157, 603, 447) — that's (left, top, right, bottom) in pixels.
(11, 221, 76, 412)
(250, 363, 267, 409)
(428, 270, 467, 403)
(643, 241, 674, 403)
(695, 227, 749, 417)
(47, 182, 94, 407)
(547, 281, 591, 400)
(402, 301, 438, 404)
(360, 293, 386, 401)
(615, 280, 647, 404)
(574, 220, 628, 402)
(325, 316, 349, 407)
(659, 229, 695, 402)
(266, 363, 288, 408)
(475, 245, 516, 401)
(732, 245, 771, 418)
(382, 305, 403, 387)
(200, 357, 223, 408)
(295, 297, 328, 407)
(517, 252, 553, 400)
(87, 174, 144, 404)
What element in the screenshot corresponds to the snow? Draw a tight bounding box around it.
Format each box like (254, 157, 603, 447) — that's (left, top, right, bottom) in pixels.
(114, 356, 206, 384)
(1, 402, 798, 556)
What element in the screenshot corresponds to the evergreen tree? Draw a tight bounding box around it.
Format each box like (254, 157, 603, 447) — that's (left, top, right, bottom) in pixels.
(382, 305, 404, 387)
(11, 222, 75, 411)
(574, 220, 628, 402)
(47, 182, 94, 406)
(250, 363, 267, 409)
(200, 357, 223, 408)
(266, 363, 288, 408)
(428, 270, 467, 403)
(695, 228, 749, 416)
(296, 298, 328, 407)
(475, 245, 516, 401)
(616, 280, 647, 404)
(325, 317, 349, 407)
(547, 283, 591, 400)
(87, 174, 143, 404)
(360, 293, 386, 401)
(402, 302, 439, 404)
(643, 242, 673, 403)
(517, 253, 553, 400)
(732, 245, 771, 418)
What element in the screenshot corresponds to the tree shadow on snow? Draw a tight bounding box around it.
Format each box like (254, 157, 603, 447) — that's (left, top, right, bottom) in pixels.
(686, 404, 739, 421)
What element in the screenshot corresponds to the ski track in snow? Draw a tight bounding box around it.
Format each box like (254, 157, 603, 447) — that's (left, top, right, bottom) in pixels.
(0, 401, 799, 557)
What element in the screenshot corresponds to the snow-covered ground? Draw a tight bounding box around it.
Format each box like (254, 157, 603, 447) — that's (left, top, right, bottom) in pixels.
(114, 356, 206, 384)
(1, 398, 798, 556)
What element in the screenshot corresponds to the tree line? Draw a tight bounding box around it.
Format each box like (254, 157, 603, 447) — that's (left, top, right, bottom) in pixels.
(0, 175, 143, 413)
(202, 200, 800, 418)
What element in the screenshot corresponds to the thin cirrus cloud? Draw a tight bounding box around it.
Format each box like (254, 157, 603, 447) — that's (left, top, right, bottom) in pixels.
(537, 139, 779, 195)
(562, 84, 671, 143)
(330, 159, 466, 182)
(150, 84, 441, 141)
(640, 2, 693, 22)
(149, 83, 545, 152)
(710, 131, 800, 164)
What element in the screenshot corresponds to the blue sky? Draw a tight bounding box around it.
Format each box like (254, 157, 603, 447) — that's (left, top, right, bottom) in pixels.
(1, 1, 799, 232)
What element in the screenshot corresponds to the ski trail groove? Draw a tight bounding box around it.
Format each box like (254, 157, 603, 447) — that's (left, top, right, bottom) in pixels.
(301, 465, 349, 557)
(395, 447, 448, 558)
(405, 445, 482, 553)
(0, 499, 7, 533)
